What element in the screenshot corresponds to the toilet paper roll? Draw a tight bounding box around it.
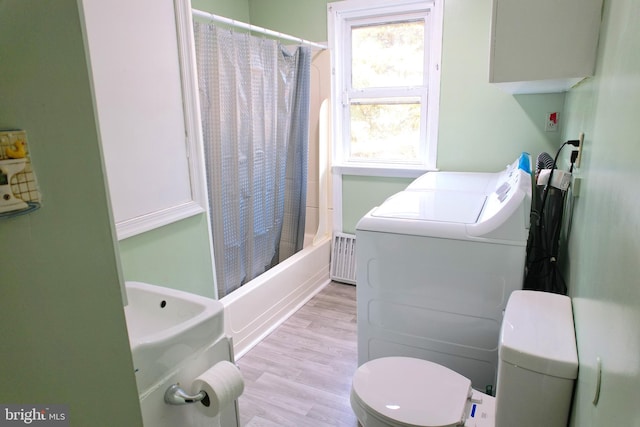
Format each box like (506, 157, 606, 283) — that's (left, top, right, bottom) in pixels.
(191, 361, 245, 417)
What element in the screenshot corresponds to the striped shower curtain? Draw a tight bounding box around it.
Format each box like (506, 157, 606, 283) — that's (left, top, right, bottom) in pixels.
(194, 22, 310, 298)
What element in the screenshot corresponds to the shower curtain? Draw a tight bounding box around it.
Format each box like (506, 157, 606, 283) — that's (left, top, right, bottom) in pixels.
(194, 23, 310, 298)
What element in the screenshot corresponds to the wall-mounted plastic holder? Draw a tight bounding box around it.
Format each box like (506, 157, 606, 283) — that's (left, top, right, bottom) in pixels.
(0, 130, 41, 219)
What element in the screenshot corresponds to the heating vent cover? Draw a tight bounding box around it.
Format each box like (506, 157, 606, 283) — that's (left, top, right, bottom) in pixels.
(331, 233, 356, 285)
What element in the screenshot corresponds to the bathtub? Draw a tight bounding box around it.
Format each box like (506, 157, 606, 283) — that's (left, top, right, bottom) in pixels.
(220, 235, 331, 357)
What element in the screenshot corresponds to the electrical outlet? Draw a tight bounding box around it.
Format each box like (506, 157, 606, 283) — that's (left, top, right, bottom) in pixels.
(575, 132, 585, 167)
(545, 112, 559, 132)
(572, 177, 582, 197)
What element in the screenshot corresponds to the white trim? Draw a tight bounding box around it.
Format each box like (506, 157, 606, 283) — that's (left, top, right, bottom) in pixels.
(426, 0, 443, 166)
(117, 202, 204, 240)
(328, 0, 442, 175)
(329, 0, 433, 18)
(332, 171, 343, 233)
(175, 0, 208, 214)
(328, 0, 442, 234)
(169, 0, 219, 297)
(332, 164, 435, 178)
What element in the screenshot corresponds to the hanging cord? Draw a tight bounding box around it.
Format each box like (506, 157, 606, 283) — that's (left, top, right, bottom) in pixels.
(526, 140, 579, 294)
(538, 140, 580, 221)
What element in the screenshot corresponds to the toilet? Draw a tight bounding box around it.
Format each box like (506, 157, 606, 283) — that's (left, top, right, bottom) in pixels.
(350, 290, 578, 427)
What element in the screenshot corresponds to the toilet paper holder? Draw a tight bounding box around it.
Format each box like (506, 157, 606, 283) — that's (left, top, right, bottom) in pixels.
(164, 383, 210, 406)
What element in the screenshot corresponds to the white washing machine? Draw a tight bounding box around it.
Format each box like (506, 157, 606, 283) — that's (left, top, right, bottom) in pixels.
(355, 154, 532, 391)
(406, 153, 531, 194)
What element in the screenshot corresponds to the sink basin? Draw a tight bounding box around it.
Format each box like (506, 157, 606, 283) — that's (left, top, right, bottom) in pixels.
(123, 281, 225, 393)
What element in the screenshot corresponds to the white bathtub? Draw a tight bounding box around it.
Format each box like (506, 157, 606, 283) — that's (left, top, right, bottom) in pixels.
(220, 235, 331, 358)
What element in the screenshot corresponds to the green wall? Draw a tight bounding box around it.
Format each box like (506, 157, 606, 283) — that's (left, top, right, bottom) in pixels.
(248, 0, 567, 232)
(249, 0, 329, 42)
(342, 176, 412, 234)
(561, 0, 640, 424)
(436, 0, 566, 172)
(192, 0, 250, 21)
(0, 1, 142, 425)
(334, 0, 565, 231)
(119, 214, 215, 298)
(250, 0, 567, 170)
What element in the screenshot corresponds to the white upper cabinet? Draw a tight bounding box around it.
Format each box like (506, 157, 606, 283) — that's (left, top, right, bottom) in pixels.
(489, 0, 603, 94)
(80, 0, 206, 240)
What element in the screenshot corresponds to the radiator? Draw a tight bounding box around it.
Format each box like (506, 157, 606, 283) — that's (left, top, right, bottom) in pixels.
(330, 233, 356, 285)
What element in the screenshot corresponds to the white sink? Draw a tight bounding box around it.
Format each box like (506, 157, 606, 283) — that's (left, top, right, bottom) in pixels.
(123, 281, 224, 393)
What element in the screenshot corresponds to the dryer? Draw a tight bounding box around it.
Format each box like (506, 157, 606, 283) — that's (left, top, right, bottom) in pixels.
(355, 153, 532, 391)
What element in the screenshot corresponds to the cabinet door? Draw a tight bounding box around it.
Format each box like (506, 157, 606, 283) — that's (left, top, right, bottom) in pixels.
(81, 0, 205, 239)
(489, 0, 602, 93)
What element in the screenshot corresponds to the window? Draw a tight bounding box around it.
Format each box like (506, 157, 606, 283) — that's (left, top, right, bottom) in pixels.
(328, 0, 442, 175)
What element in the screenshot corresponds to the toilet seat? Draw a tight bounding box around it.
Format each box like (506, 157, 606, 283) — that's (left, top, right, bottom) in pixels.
(351, 357, 473, 427)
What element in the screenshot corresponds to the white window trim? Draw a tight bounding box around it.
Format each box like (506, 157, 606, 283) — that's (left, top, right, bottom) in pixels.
(328, 0, 443, 177)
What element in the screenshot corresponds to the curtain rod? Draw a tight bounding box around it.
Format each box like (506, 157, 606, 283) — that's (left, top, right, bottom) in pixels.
(192, 8, 328, 50)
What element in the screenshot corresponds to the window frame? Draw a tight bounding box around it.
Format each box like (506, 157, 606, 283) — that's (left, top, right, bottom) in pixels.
(328, 0, 442, 177)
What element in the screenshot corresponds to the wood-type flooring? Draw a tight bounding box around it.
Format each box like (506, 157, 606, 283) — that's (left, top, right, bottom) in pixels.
(236, 281, 359, 427)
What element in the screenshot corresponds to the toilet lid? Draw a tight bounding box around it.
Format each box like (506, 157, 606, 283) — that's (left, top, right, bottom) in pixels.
(352, 357, 472, 427)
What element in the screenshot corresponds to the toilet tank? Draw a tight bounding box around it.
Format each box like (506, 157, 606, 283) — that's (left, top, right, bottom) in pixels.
(495, 290, 578, 427)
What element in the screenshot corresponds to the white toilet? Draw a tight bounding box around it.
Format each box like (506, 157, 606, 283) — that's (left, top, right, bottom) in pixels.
(350, 290, 578, 427)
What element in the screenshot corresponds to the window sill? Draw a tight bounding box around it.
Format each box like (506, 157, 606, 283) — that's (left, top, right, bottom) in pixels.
(332, 163, 437, 178)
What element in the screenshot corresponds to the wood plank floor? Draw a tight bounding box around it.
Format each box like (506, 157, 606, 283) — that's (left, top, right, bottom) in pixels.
(236, 282, 359, 427)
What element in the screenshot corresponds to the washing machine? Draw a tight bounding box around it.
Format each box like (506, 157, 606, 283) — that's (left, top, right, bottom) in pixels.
(355, 153, 532, 391)
(405, 153, 532, 194)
